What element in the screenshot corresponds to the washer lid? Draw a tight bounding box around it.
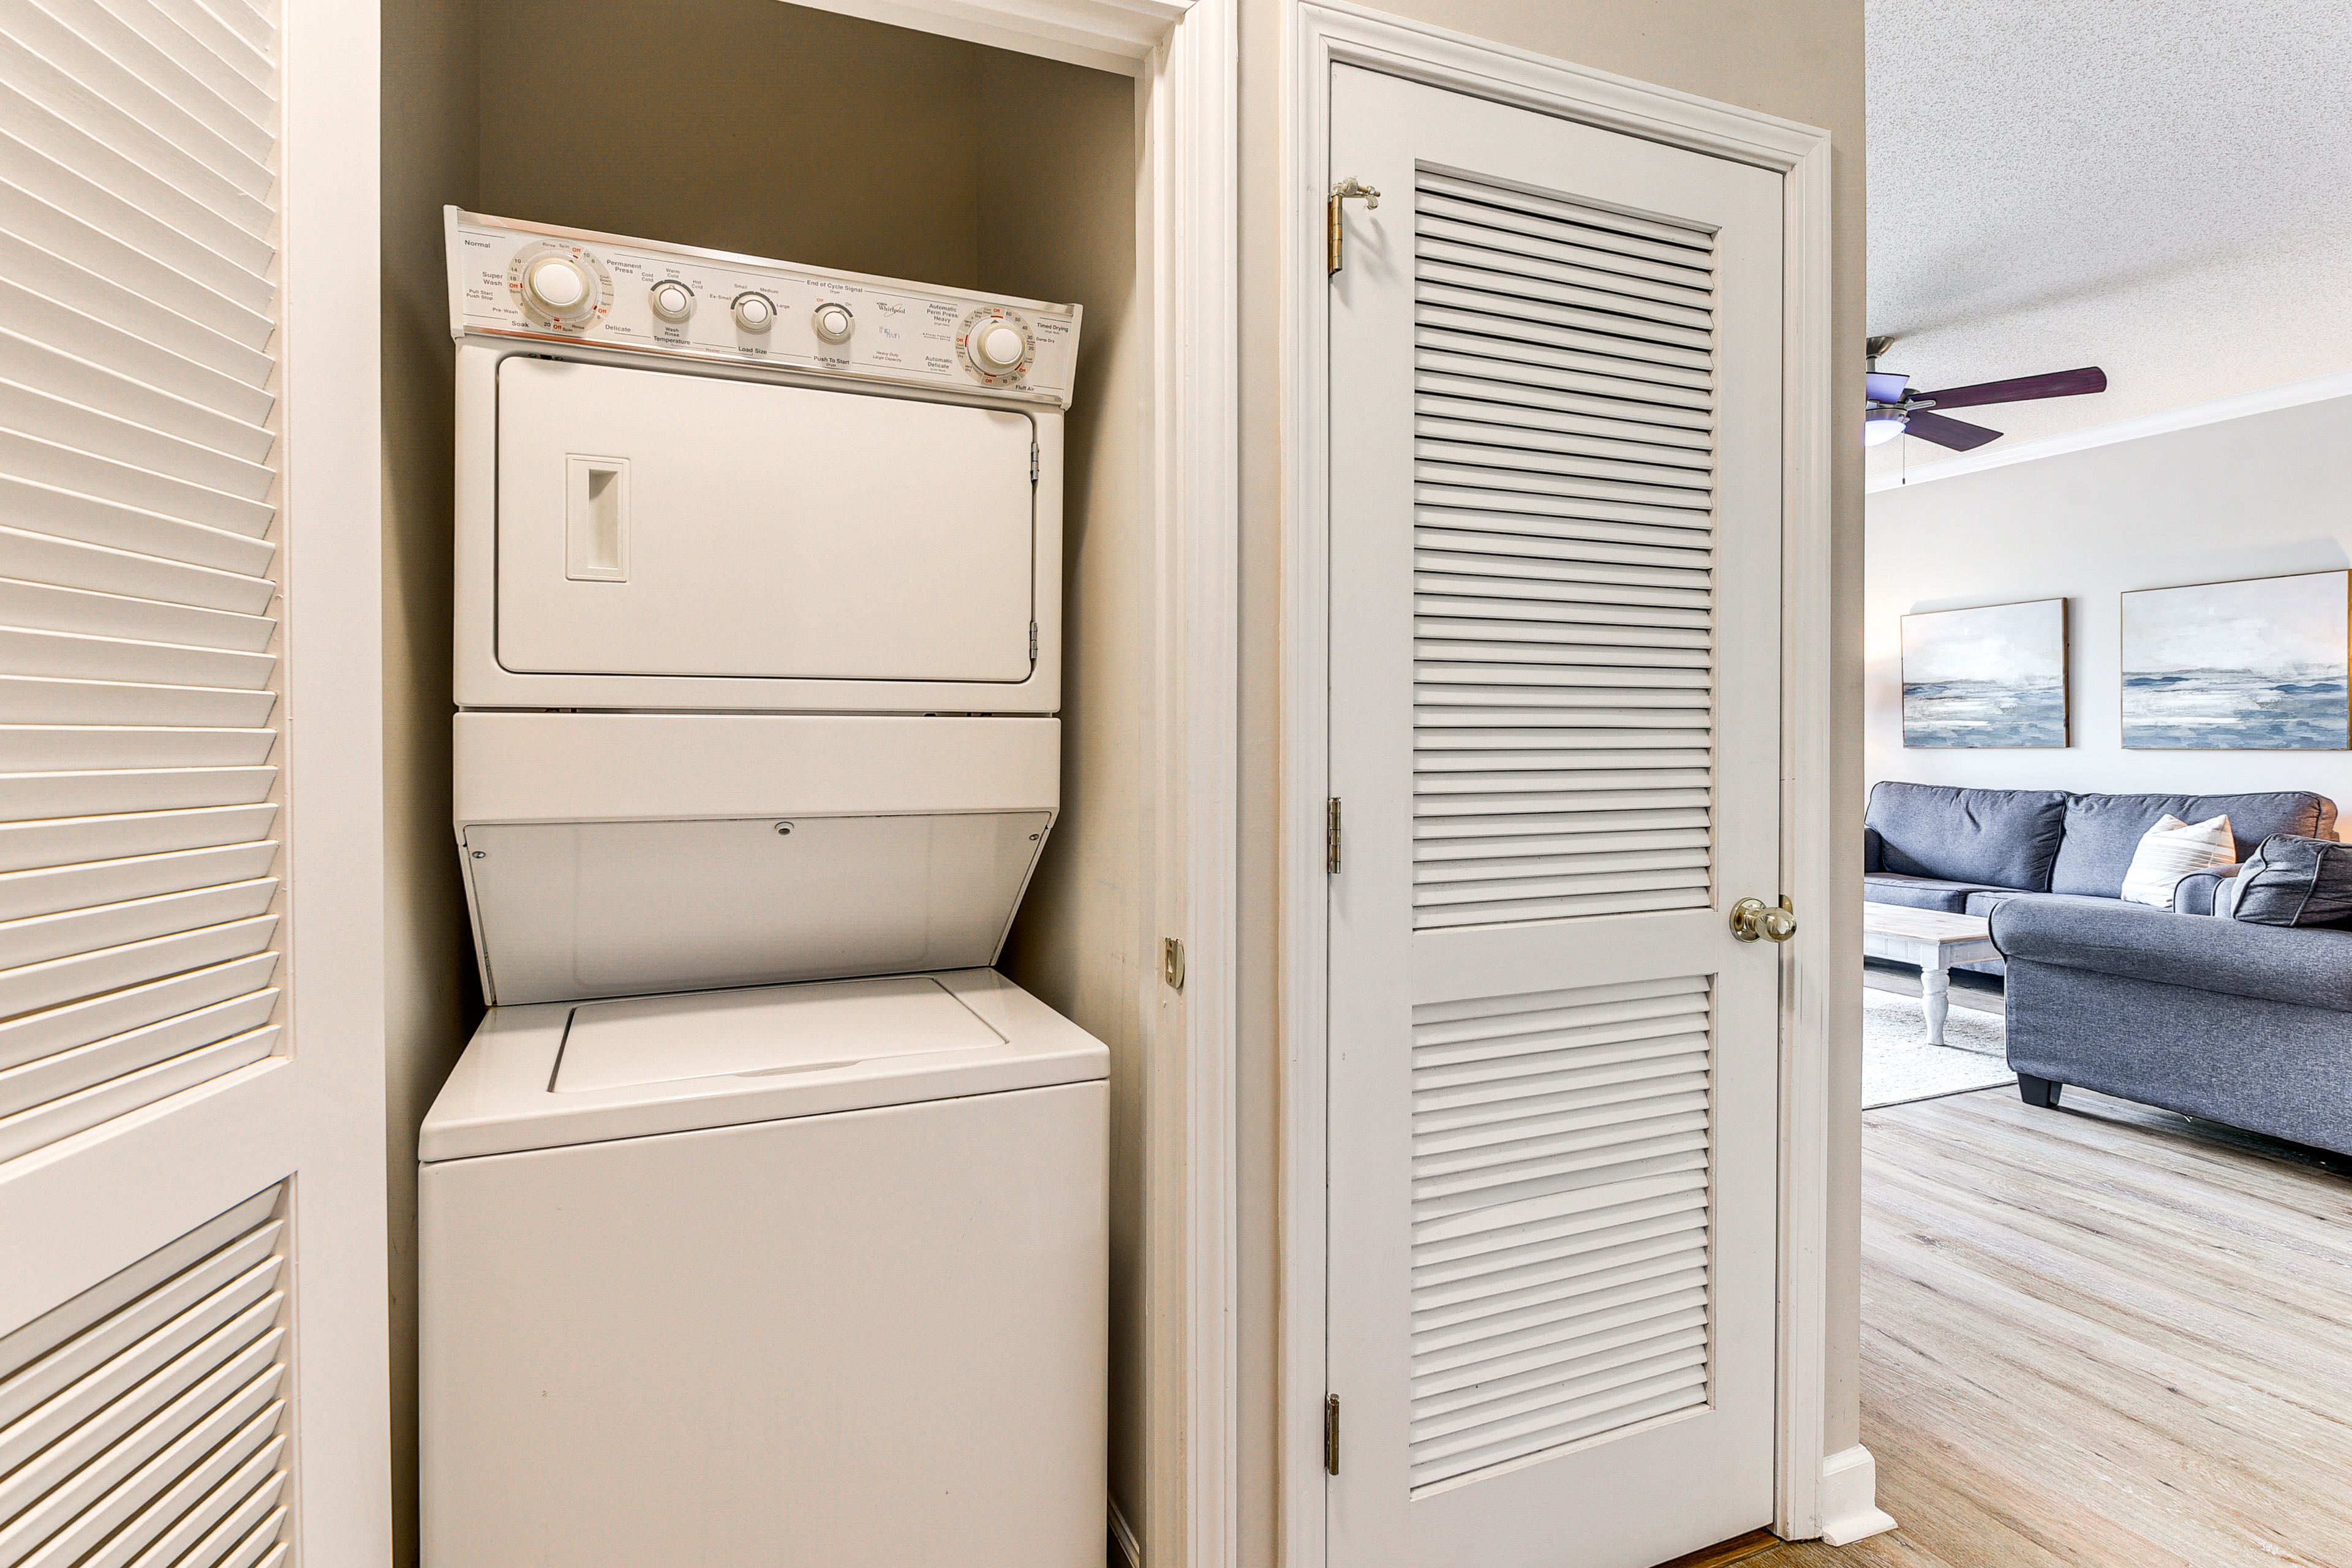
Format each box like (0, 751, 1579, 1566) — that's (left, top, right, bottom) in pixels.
(554, 976, 1006, 1093)
(418, 968, 1107, 1163)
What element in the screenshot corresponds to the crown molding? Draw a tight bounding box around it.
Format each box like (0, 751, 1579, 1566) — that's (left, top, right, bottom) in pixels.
(771, 0, 1189, 74)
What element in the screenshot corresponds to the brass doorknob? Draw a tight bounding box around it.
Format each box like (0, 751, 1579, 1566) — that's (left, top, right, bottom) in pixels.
(1730, 896, 1797, 943)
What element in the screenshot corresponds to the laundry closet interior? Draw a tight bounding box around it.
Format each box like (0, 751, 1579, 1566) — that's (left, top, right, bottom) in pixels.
(380, 0, 1156, 1555)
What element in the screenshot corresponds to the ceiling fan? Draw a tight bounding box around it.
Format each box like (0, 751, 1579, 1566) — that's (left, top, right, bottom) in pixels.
(1864, 335, 2107, 451)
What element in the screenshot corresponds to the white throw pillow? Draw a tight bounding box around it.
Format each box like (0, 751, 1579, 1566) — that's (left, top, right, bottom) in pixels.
(2119, 813, 2235, 908)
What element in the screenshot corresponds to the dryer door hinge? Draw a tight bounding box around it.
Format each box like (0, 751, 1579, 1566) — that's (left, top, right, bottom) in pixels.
(1327, 797, 1343, 874)
(1029, 621, 1039, 662)
(1030, 440, 1039, 483)
(1324, 1394, 1340, 1475)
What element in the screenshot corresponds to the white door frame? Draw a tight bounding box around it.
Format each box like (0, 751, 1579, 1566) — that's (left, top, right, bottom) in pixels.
(1278, 2, 1848, 1558)
(744, 3, 1243, 1564)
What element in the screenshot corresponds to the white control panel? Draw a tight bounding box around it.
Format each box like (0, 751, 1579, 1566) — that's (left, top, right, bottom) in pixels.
(445, 209, 1082, 408)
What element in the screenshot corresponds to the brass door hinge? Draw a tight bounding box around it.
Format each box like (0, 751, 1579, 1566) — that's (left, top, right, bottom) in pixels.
(1161, 936, 1186, 992)
(1327, 178, 1381, 274)
(1324, 1394, 1341, 1475)
(1326, 797, 1343, 874)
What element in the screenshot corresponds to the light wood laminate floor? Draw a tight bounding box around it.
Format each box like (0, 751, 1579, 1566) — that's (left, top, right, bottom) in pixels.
(1750, 1084, 2352, 1568)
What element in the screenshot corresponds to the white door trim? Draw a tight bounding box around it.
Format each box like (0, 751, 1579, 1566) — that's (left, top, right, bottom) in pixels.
(279, 0, 394, 1548)
(1147, 6, 1243, 1568)
(767, 4, 1241, 1566)
(763, 0, 1192, 75)
(1278, 3, 1845, 1559)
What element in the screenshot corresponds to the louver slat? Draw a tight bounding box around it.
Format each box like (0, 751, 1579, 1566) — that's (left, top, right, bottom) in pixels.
(0, 140, 271, 313)
(0, 36, 272, 230)
(77, 0, 275, 128)
(0, 88, 268, 272)
(0, 524, 276, 611)
(0, 0, 278, 1167)
(0, 432, 281, 536)
(0, 803, 277, 873)
(1408, 979, 1713, 1490)
(0, 228, 274, 380)
(0, 577, 276, 647)
(1413, 171, 1715, 930)
(0, 173, 274, 344)
(0, 1189, 290, 1568)
(0, 0, 273, 164)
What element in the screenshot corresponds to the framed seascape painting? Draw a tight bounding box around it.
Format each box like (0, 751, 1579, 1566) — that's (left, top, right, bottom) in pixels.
(1901, 598, 2070, 748)
(2120, 570, 2351, 750)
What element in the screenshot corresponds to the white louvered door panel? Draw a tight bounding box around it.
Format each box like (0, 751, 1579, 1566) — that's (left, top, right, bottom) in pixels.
(0, 1188, 290, 1568)
(1408, 977, 1714, 1488)
(1412, 169, 1719, 930)
(0, 0, 283, 1163)
(1327, 66, 1783, 1568)
(0, 0, 388, 1561)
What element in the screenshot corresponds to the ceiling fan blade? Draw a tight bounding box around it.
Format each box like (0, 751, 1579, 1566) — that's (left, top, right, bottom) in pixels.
(1917, 366, 2106, 409)
(1904, 410, 2004, 451)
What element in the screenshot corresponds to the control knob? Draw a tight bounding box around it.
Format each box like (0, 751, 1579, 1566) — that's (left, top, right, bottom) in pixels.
(508, 243, 610, 331)
(812, 303, 854, 344)
(649, 280, 694, 323)
(970, 321, 1027, 374)
(733, 292, 777, 333)
(521, 258, 591, 322)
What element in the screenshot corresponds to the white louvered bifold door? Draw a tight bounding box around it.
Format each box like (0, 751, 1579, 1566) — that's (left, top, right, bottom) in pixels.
(1325, 66, 1784, 1568)
(0, 0, 388, 1560)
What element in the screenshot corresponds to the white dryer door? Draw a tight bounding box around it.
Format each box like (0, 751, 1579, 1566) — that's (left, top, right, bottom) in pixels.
(496, 357, 1036, 682)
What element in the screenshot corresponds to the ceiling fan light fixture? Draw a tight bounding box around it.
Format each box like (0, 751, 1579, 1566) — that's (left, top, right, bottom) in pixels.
(1863, 407, 1909, 447)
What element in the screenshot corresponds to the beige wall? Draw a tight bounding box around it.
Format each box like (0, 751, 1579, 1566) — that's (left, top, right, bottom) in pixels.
(976, 55, 1156, 1536)
(474, 1, 987, 285)
(382, 6, 1145, 1559)
(1869, 396, 2352, 805)
(1231, 2, 1868, 1558)
(379, 2, 478, 1561)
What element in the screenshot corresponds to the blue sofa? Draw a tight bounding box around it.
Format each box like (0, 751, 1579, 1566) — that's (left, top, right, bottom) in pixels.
(1864, 781, 2336, 924)
(1863, 781, 2349, 1154)
(1992, 897, 2352, 1155)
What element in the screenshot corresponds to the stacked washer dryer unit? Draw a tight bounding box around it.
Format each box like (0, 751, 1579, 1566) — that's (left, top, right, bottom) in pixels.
(418, 210, 1107, 1567)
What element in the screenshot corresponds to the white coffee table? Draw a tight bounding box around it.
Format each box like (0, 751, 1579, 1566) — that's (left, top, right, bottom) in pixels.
(1862, 903, 2002, 1046)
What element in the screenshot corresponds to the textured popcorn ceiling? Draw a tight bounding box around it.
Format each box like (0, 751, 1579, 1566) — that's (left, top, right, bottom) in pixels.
(1865, 0, 2352, 474)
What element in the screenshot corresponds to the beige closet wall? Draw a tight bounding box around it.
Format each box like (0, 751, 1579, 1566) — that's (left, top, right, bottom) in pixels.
(473, 1, 987, 284)
(379, 2, 478, 1562)
(383, 6, 1144, 1559)
(977, 56, 1155, 1536)
(1230, 2, 1868, 1559)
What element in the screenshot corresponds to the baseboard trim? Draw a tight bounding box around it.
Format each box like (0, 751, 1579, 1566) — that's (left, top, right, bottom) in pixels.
(1818, 1445, 1898, 1546)
(1109, 1498, 1142, 1568)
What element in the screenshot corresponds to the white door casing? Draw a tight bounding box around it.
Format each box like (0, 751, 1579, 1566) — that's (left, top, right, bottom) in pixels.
(1323, 60, 1782, 1568)
(0, 0, 388, 1561)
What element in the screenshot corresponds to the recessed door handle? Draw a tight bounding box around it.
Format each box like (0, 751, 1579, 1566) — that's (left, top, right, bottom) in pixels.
(1731, 895, 1797, 943)
(565, 454, 631, 581)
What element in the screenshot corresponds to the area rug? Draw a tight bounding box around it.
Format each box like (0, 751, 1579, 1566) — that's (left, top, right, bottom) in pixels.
(1863, 986, 2015, 1109)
